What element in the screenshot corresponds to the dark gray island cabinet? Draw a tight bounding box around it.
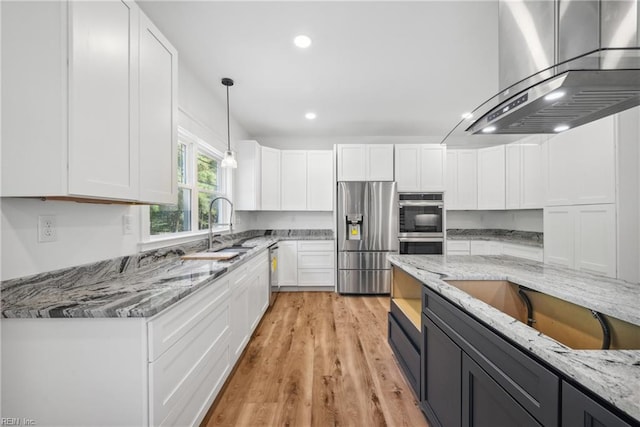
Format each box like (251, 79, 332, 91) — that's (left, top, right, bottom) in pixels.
(421, 285, 635, 427)
(388, 265, 637, 427)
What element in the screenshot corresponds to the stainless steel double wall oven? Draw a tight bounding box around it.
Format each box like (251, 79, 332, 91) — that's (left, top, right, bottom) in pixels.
(398, 192, 445, 254)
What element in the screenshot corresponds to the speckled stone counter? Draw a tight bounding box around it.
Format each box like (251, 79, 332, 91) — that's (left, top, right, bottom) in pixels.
(387, 254, 640, 422)
(447, 228, 543, 247)
(1, 229, 333, 319)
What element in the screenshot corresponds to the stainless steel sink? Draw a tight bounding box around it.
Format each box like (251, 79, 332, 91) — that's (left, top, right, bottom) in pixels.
(208, 245, 253, 254)
(444, 280, 640, 350)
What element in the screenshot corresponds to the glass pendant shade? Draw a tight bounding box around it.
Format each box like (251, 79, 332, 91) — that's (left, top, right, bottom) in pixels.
(221, 149, 237, 168)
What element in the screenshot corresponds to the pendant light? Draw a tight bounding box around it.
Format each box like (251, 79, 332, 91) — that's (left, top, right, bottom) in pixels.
(220, 77, 237, 168)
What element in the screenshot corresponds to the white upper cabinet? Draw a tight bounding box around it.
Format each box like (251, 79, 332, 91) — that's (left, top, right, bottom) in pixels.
(506, 137, 544, 210)
(138, 12, 178, 204)
(446, 150, 478, 210)
(337, 144, 394, 181)
(235, 140, 262, 211)
(307, 151, 334, 211)
(366, 144, 394, 181)
(261, 146, 281, 211)
(337, 144, 366, 181)
(1, 1, 177, 204)
(544, 116, 616, 206)
(395, 144, 446, 192)
(68, 0, 139, 200)
(281, 151, 308, 211)
(477, 145, 506, 210)
(238, 143, 332, 211)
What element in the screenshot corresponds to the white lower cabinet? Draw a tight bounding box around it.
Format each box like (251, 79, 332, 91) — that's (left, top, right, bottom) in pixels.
(470, 240, 502, 255)
(544, 205, 616, 277)
(2, 251, 270, 427)
(446, 240, 471, 255)
(277, 240, 335, 287)
(278, 241, 298, 286)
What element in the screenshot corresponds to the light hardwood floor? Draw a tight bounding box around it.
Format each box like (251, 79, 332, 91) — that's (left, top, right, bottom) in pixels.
(202, 292, 428, 427)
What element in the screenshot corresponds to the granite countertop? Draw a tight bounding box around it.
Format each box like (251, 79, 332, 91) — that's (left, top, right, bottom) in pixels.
(387, 254, 640, 422)
(1, 229, 334, 319)
(447, 228, 543, 247)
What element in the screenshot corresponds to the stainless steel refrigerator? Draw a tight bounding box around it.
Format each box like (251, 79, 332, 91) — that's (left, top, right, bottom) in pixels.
(337, 181, 398, 294)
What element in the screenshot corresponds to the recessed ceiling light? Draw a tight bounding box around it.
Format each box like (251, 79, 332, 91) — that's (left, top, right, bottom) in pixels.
(294, 35, 312, 49)
(554, 124, 570, 132)
(482, 125, 497, 133)
(461, 112, 473, 119)
(545, 91, 565, 101)
(305, 112, 316, 120)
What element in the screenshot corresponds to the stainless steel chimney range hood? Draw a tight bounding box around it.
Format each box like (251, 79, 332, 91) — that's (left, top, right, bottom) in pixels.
(442, 0, 640, 147)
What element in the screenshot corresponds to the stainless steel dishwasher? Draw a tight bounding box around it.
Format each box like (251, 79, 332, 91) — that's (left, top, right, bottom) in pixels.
(269, 243, 279, 306)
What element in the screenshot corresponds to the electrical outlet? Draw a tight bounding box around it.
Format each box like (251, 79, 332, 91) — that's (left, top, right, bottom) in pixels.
(38, 215, 57, 243)
(122, 214, 133, 235)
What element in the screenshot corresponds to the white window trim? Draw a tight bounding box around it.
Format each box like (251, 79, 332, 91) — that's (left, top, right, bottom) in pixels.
(139, 127, 233, 251)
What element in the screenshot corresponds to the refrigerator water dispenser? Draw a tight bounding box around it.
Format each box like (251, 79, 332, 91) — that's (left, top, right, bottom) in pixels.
(346, 214, 363, 240)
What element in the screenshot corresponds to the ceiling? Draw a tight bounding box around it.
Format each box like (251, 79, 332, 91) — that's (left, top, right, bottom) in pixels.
(138, 1, 500, 142)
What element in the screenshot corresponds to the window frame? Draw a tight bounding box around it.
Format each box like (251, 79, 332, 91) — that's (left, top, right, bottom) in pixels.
(141, 126, 232, 248)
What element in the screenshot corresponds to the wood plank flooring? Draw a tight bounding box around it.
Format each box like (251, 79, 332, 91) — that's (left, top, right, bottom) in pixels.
(201, 292, 428, 427)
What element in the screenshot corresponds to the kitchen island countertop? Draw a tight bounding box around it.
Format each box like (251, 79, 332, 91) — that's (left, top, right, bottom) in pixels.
(387, 254, 640, 423)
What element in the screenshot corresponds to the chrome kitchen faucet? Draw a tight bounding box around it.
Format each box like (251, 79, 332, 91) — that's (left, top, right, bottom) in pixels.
(208, 196, 234, 250)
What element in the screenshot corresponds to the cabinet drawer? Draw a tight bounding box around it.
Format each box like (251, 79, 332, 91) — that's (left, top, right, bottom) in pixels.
(297, 240, 334, 252)
(423, 286, 560, 427)
(298, 251, 335, 269)
(149, 294, 231, 426)
(298, 269, 334, 286)
(388, 312, 420, 397)
(148, 276, 230, 361)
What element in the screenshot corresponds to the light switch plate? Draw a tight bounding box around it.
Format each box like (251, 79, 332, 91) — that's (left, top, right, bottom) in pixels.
(123, 214, 133, 235)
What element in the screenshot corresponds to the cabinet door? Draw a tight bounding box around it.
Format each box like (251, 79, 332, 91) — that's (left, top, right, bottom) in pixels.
(68, 0, 139, 200)
(575, 204, 616, 278)
(235, 140, 261, 210)
(307, 151, 333, 211)
(422, 315, 462, 427)
(562, 382, 632, 427)
(278, 241, 298, 286)
(395, 144, 421, 192)
(421, 145, 446, 191)
(457, 150, 478, 210)
(281, 151, 307, 210)
(446, 151, 459, 208)
(138, 12, 178, 204)
(544, 206, 575, 268)
(462, 353, 541, 427)
(505, 144, 522, 209)
(337, 144, 366, 181)
(261, 146, 281, 210)
(366, 144, 394, 181)
(520, 140, 544, 208)
(230, 274, 249, 361)
(477, 145, 506, 210)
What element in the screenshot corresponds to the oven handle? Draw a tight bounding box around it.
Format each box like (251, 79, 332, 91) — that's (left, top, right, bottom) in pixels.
(399, 237, 445, 243)
(398, 201, 444, 207)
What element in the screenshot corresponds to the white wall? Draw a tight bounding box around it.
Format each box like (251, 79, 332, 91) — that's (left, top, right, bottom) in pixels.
(446, 210, 543, 233)
(0, 59, 249, 280)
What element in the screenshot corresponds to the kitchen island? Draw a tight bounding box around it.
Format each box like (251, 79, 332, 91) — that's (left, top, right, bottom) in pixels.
(387, 254, 640, 425)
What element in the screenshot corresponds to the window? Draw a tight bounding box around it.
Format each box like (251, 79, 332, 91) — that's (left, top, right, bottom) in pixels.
(149, 127, 229, 236)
